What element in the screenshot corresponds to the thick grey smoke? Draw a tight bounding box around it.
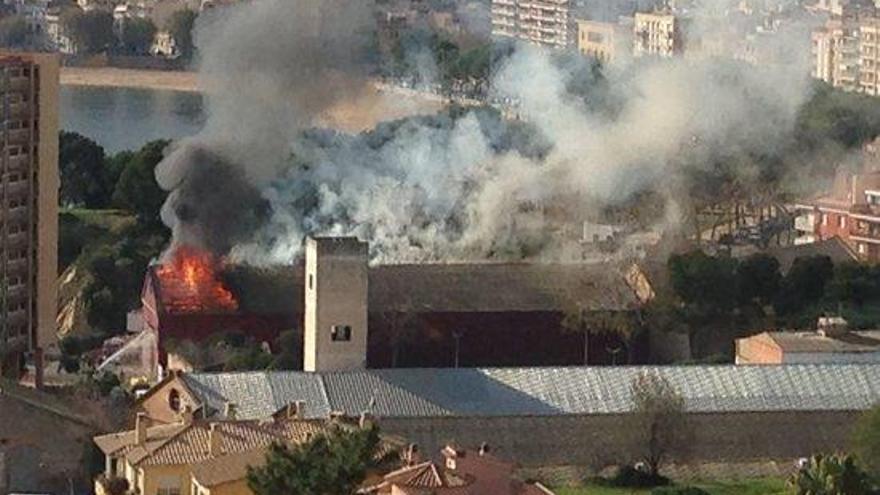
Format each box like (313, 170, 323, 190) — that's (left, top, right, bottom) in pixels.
(156, 0, 816, 264)
(155, 0, 375, 254)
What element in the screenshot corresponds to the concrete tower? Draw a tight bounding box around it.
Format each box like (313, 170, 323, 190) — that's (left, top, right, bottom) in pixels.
(303, 237, 369, 372)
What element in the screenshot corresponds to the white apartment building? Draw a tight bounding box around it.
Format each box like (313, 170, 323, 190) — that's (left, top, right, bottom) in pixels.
(491, 0, 573, 49)
(633, 11, 687, 57)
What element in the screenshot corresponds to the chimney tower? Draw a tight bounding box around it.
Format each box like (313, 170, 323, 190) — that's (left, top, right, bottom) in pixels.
(303, 237, 369, 372)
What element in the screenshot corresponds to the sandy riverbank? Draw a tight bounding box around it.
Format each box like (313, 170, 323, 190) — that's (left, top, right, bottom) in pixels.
(60, 67, 200, 92)
(60, 67, 447, 133)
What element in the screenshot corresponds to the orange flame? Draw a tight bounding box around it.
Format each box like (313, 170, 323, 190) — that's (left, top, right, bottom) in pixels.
(156, 245, 238, 313)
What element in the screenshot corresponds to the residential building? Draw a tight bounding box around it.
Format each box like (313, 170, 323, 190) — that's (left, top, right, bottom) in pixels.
(633, 11, 688, 58)
(812, 18, 861, 92)
(491, 0, 573, 49)
(45, 7, 76, 54)
(0, 53, 59, 383)
(136, 364, 880, 466)
(363, 444, 554, 495)
(860, 16, 880, 94)
(794, 164, 880, 261)
(575, 18, 632, 63)
(737, 317, 880, 364)
(94, 413, 400, 495)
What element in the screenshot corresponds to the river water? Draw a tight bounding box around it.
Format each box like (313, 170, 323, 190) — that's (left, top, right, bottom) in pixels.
(60, 86, 205, 153)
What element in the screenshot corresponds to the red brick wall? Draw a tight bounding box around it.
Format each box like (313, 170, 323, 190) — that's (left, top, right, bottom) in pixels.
(816, 211, 851, 241)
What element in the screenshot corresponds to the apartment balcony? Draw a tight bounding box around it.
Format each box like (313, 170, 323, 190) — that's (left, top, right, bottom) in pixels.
(4, 77, 30, 93)
(794, 213, 816, 232)
(4, 128, 31, 145)
(5, 103, 30, 120)
(494, 0, 516, 5)
(5, 154, 31, 171)
(851, 218, 880, 240)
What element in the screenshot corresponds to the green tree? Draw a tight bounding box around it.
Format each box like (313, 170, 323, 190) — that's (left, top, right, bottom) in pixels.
(166, 9, 197, 60)
(119, 17, 156, 55)
(826, 262, 880, 309)
(0, 15, 31, 47)
(774, 256, 835, 317)
(59, 131, 112, 208)
(630, 371, 687, 477)
(63, 9, 114, 54)
(788, 453, 874, 495)
(668, 251, 738, 313)
(247, 424, 382, 495)
(736, 253, 781, 308)
(112, 140, 169, 225)
(852, 405, 880, 475)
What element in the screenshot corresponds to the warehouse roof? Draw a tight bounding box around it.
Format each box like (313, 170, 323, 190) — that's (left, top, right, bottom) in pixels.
(153, 262, 638, 316)
(182, 364, 880, 420)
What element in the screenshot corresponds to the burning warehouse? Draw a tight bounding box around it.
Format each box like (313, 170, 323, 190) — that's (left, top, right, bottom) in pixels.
(140, 237, 640, 374)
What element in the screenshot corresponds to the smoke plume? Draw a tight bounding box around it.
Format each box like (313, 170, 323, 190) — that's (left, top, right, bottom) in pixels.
(156, 0, 819, 264)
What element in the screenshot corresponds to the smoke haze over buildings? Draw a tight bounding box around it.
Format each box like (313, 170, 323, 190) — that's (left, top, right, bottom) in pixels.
(155, 0, 819, 264)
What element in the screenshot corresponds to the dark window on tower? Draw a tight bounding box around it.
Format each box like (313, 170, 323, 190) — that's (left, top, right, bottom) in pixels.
(309, 274, 314, 290)
(331, 325, 352, 342)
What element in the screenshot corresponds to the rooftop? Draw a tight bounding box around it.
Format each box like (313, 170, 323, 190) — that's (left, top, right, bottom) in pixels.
(178, 364, 880, 420)
(151, 262, 638, 316)
(94, 418, 338, 468)
(752, 330, 880, 354)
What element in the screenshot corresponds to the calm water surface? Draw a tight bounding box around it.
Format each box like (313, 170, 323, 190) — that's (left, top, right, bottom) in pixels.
(60, 86, 205, 153)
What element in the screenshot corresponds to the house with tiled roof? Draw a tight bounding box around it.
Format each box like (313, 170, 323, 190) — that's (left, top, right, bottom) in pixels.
(93, 412, 391, 495)
(362, 444, 555, 495)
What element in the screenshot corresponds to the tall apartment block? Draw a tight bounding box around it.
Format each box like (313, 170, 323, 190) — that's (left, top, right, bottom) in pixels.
(812, 19, 861, 92)
(491, 0, 573, 49)
(633, 11, 688, 58)
(860, 17, 880, 95)
(0, 52, 59, 383)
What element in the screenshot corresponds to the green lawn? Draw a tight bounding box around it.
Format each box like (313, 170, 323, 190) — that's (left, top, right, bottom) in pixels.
(553, 478, 787, 495)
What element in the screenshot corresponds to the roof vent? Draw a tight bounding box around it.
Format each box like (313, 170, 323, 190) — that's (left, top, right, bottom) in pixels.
(818, 316, 849, 338)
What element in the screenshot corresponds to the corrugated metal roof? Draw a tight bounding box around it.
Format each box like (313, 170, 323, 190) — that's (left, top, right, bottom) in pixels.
(184, 371, 330, 419)
(186, 364, 880, 420)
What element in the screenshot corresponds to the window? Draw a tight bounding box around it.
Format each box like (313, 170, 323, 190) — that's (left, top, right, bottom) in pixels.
(331, 325, 352, 342)
(839, 216, 847, 229)
(822, 213, 828, 226)
(308, 274, 314, 290)
(157, 489, 181, 495)
(587, 32, 603, 43)
(859, 243, 868, 255)
(168, 389, 181, 412)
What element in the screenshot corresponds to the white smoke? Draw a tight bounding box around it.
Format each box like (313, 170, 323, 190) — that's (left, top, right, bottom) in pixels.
(155, 0, 818, 264)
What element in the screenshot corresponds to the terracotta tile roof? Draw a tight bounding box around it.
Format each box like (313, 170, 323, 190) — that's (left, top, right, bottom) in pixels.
(93, 423, 186, 458)
(190, 448, 267, 488)
(95, 418, 333, 468)
(136, 419, 328, 467)
(364, 449, 554, 495)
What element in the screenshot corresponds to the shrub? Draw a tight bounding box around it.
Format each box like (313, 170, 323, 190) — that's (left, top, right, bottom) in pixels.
(599, 465, 671, 488)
